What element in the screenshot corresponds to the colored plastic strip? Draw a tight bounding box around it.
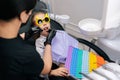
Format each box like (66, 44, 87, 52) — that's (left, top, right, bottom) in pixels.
(70, 47, 78, 77)
(96, 55, 106, 67)
(76, 49, 83, 78)
(65, 46, 73, 71)
(82, 50, 89, 77)
(89, 52, 97, 72)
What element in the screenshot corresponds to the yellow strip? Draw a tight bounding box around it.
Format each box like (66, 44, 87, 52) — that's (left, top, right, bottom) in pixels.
(89, 51, 97, 72)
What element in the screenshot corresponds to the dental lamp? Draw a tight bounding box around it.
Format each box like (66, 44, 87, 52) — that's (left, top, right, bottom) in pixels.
(78, 0, 120, 61)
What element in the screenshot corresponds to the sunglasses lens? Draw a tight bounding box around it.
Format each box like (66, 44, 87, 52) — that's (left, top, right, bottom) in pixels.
(38, 19, 42, 24)
(44, 17, 50, 22)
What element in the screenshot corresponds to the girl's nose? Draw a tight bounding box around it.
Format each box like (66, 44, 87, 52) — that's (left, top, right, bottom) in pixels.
(43, 23, 47, 26)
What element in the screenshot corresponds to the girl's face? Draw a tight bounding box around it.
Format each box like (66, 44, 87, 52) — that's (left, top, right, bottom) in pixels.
(33, 12, 51, 32)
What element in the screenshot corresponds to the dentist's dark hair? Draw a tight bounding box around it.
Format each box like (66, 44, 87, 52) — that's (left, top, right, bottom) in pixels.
(0, 0, 37, 21)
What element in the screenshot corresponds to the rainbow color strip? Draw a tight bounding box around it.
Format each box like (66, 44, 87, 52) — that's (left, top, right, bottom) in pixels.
(65, 46, 105, 79)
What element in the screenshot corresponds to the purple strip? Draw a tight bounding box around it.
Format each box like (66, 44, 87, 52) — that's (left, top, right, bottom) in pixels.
(65, 46, 73, 71)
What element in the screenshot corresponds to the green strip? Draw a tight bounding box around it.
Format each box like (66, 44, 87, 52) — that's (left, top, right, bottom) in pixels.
(76, 49, 83, 78)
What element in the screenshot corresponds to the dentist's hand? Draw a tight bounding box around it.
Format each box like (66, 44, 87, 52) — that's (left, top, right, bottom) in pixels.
(44, 29, 56, 46)
(25, 26, 42, 40)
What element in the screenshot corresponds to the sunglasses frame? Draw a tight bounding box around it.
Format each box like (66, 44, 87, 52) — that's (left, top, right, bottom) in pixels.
(34, 13, 50, 27)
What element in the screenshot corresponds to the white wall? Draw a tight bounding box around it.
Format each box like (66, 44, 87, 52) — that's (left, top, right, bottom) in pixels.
(47, 0, 104, 24)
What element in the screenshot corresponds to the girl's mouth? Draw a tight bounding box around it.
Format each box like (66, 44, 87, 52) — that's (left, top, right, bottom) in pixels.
(43, 27, 49, 31)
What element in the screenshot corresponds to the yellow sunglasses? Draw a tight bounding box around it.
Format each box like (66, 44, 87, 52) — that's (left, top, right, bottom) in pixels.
(34, 13, 50, 27)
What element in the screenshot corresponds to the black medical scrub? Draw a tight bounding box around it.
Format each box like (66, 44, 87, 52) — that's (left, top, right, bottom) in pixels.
(0, 35, 44, 80)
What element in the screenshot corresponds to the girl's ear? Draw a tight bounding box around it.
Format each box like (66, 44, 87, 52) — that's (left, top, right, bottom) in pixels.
(19, 10, 30, 23)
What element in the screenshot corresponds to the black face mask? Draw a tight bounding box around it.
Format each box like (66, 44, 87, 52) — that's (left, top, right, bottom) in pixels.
(19, 15, 32, 33)
(20, 23, 27, 28)
(19, 22, 29, 34)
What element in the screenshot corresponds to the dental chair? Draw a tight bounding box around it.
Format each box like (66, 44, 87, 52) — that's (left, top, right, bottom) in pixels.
(23, 18, 114, 80)
(19, 0, 115, 80)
